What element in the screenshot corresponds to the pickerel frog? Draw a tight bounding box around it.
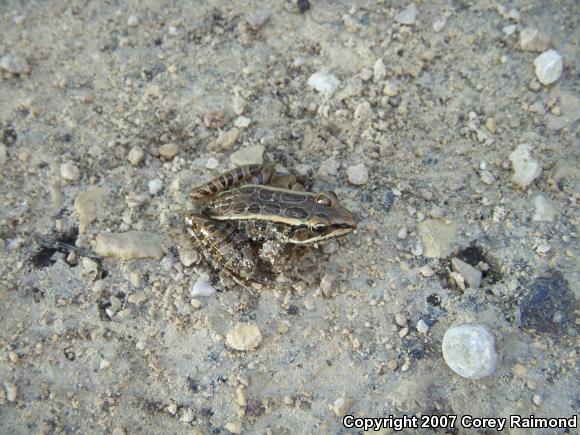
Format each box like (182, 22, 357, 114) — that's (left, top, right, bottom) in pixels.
(185, 164, 357, 287)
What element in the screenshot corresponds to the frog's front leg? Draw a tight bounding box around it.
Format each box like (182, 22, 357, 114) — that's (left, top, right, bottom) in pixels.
(190, 164, 276, 200)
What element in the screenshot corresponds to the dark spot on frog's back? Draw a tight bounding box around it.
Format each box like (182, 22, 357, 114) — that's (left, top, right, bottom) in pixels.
(285, 207, 309, 219)
(231, 202, 247, 213)
(247, 203, 261, 214)
(281, 192, 307, 203)
(258, 188, 274, 201)
(239, 185, 256, 194)
(263, 203, 281, 215)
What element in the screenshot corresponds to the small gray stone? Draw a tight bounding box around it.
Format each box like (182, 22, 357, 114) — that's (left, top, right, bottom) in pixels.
(347, 163, 369, 185)
(74, 188, 108, 234)
(94, 231, 164, 260)
(331, 396, 354, 417)
(394, 313, 407, 327)
(532, 195, 555, 222)
(0, 54, 30, 74)
(519, 28, 550, 52)
(4, 382, 18, 402)
(320, 273, 337, 297)
(127, 15, 139, 27)
(451, 257, 482, 288)
(533, 50, 563, 85)
(442, 324, 497, 379)
(191, 280, 216, 297)
(148, 178, 163, 195)
(417, 319, 430, 335)
(230, 145, 264, 166)
(307, 71, 340, 95)
(247, 9, 270, 31)
(60, 162, 80, 181)
(316, 157, 339, 182)
(373, 58, 386, 81)
(395, 3, 417, 25)
(418, 219, 458, 258)
(502, 24, 517, 36)
(509, 144, 542, 188)
(215, 127, 240, 150)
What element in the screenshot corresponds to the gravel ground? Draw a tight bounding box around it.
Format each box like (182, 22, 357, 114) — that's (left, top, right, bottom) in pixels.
(1, 1, 578, 434)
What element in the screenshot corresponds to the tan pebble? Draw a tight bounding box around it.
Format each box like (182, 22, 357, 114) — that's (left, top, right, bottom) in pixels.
(190, 298, 202, 309)
(9, 352, 19, 364)
(395, 313, 407, 327)
(331, 396, 353, 417)
(127, 292, 148, 305)
(485, 117, 497, 134)
(419, 265, 435, 277)
(60, 162, 80, 181)
(204, 111, 226, 129)
(127, 147, 145, 166)
(233, 96, 246, 115)
(215, 127, 240, 149)
(532, 394, 542, 406)
(159, 143, 178, 159)
(225, 422, 242, 434)
(236, 386, 247, 407)
(225, 323, 262, 351)
(387, 359, 399, 371)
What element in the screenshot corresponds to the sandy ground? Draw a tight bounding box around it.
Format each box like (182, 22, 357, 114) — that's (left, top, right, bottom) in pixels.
(0, 0, 578, 434)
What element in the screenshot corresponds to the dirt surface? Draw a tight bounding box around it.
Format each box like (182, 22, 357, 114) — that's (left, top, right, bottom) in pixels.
(1, 1, 578, 434)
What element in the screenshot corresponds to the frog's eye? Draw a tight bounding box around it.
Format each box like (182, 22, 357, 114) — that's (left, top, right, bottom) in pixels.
(316, 191, 337, 207)
(309, 222, 330, 236)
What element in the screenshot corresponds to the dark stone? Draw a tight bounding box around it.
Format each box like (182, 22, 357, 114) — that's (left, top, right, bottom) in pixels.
(2, 126, 17, 146)
(297, 0, 310, 13)
(519, 270, 575, 336)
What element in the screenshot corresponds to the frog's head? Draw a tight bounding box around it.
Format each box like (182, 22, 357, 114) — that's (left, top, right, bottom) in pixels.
(289, 191, 357, 244)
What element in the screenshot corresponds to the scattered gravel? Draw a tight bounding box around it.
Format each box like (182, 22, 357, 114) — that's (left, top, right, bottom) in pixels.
(509, 144, 542, 188)
(225, 323, 262, 351)
(94, 231, 164, 260)
(442, 324, 498, 379)
(533, 50, 563, 85)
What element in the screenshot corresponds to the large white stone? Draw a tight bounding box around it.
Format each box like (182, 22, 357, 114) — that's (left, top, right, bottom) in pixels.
(533, 50, 563, 85)
(509, 144, 542, 188)
(307, 71, 340, 96)
(442, 324, 497, 379)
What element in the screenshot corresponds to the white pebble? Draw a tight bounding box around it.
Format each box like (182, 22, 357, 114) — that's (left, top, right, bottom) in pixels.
(533, 50, 563, 85)
(4, 382, 18, 402)
(502, 25, 517, 36)
(60, 162, 80, 181)
(509, 144, 542, 188)
(148, 178, 163, 195)
(442, 324, 498, 379)
(347, 163, 369, 185)
(307, 70, 341, 95)
(230, 145, 264, 166)
(397, 227, 407, 240)
(432, 17, 446, 33)
(205, 157, 220, 170)
(451, 257, 482, 288)
(394, 313, 407, 327)
(127, 15, 139, 27)
(191, 280, 216, 297)
(395, 3, 417, 25)
(373, 58, 386, 81)
(417, 319, 430, 335)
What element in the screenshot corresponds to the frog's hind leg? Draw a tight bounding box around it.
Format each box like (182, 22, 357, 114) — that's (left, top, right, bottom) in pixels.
(190, 164, 276, 200)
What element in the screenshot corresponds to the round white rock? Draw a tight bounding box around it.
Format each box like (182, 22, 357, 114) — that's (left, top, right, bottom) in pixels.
(442, 324, 498, 379)
(533, 50, 563, 85)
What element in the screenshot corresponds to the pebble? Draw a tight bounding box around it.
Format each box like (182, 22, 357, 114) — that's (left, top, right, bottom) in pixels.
(373, 58, 386, 81)
(394, 313, 407, 327)
(233, 96, 246, 115)
(0, 54, 30, 74)
(316, 157, 339, 182)
(4, 382, 18, 402)
(307, 70, 341, 96)
(451, 258, 482, 288)
(112, 427, 126, 435)
(419, 265, 435, 277)
(225, 422, 242, 434)
(75, 188, 107, 234)
(532, 394, 542, 406)
(509, 144, 542, 188)
(225, 323, 262, 351)
(179, 248, 199, 267)
(148, 178, 163, 195)
(205, 157, 220, 170)
(190, 298, 202, 309)
(383, 81, 399, 96)
(442, 324, 497, 379)
(0, 144, 6, 166)
(159, 143, 178, 159)
(432, 17, 446, 33)
(203, 111, 226, 129)
(100, 359, 110, 370)
(417, 319, 430, 335)
(502, 25, 517, 36)
(331, 396, 353, 416)
(519, 28, 550, 52)
(532, 195, 555, 222)
(397, 227, 407, 240)
(234, 116, 251, 128)
(418, 219, 458, 258)
(127, 15, 139, 27)
(60, 162, 80, 181)
(533, 50, 563, 85)
(320, 273, 337, 298)
(479, 170, 495, 185)
(395, 3, 417, 25)
(215, 127, 240, 149)
(127, 146, 145, 166)
(346, 163, 369, 185)
(230, 144, 264, 166)
(191, 280, 216, 297)
(94, 231, 164, 260)
(485, 117, 497, 133)
(127, 292, 147, 305)
(9, 352, 19, 364)
(247, 9, 270, 31)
